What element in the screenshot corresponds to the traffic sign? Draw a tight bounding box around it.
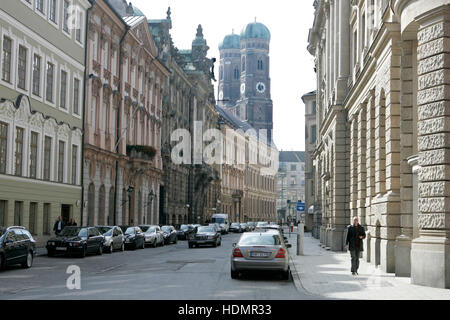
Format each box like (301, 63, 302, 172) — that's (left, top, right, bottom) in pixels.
(296, 202, 306, 212)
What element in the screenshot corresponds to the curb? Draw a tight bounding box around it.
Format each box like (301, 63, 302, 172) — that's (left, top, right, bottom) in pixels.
(288, 250, 316, 297)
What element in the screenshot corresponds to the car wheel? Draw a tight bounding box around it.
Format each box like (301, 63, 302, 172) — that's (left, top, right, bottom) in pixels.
(97, 244, 103, 255)
(231, 269, 239, 279)
(281, 268, 290, 280)
(188, 243, 193, 248)
(22, 251, 33, 268)
(152, 240, 157, 248)
(80, 246, 87, 258)
(141, 239, 145, 249)
(47, 249, 55, 257)
(0, 253, 5, 270)
(213, 240, 217, 248)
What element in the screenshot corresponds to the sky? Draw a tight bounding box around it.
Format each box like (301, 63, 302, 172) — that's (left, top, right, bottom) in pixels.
(132, 0, 316, 152)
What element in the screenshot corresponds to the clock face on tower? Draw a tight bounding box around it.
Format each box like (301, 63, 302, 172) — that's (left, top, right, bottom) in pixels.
(256, 82, 266, 93)
(240, 83, 246, 94)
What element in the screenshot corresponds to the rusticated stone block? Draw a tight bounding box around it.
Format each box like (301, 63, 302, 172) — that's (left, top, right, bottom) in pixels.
(418, 69, 450, 90)
(419, 165, 450, 181)
(418, 21, 450, 45)
(418, 197, 450, 213)
(418, 133, 450, 151)
(418, 101, 450, 120)
(418, 213, 447, 230)
(418, 38, 450, 60)
(419, 149, 450, 166)
(417, 54, 450, 75)
(417, 86, 450, 106)
(419, 181, 450, 197)
(418, 117, 450, 135)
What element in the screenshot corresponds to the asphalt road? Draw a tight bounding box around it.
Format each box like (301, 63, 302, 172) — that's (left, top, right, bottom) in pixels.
(0, 232, 320, 300)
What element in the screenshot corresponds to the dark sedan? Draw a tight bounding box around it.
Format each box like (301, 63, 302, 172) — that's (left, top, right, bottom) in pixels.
(123, 227, 145, 250)
(0, 226, 36, 269)
(161, 226, 177, 244)
(189, 226, 222, 248)
(177, 224, 195, 240)
(230, 223, 243, 233)
(46, 227, 104, 258)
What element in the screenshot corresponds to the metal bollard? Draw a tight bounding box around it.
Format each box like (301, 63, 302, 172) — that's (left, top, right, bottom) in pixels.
(297, 223, 304, 256)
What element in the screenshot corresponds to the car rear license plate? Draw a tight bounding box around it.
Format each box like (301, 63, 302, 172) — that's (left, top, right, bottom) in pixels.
(250, 252, 270, 258)
(56, 247, 67, 251)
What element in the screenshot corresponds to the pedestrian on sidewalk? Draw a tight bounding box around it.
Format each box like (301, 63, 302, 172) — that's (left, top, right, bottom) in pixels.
(67, 218, 77, 226)
(345, 216, 366, 276)
(53, 216, 65, 235)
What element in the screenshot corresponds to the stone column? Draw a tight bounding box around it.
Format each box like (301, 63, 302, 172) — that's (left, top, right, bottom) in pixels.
(357, 104, 367, 226)
(411, 6, 450, 288)
(349, 114, 358, 219)
(337, 0, 350, 104)
(395, 40, 415, 277)
(365, 95, 375, 262)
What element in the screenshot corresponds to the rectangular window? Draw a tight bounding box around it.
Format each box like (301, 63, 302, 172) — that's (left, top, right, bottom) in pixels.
(103, 43, 109, 69)
(15, 127, 24, 176)
(46, 62, 54, 102)
(123, 58, 128, 82)
(36, 0, 44, 12)
(361, 13, 366, 52)
(290, 164, 296, 171)
(43, 203, 50, 235)
(76, 11, 82, 43)
(112, 50, 117, 76)
(311, 125, 317, 143)
(58, 140, 65, 183)
(30, 132, 38, 179)
(71, 145, 78, 185)
(2, 37, 12, 83)
(43, 136, 52, 181)
(91, 96, 97, 129)
(14, 201, 23, 226)
(0, 200, 6, 226)
(29, 202, 37, 235)
(49, 0, 57, 22)
(92, 32, 98, 61)
(111, 107, 116, 138)
(102, 102, 107, 132)
(73, 78, 80, 115)
(63, 0, 69, 33)
(60, 70, 67, 109)
(18, 46, 27, 90)
(0, 122, 8, 174)
(32, 54, 41, 96)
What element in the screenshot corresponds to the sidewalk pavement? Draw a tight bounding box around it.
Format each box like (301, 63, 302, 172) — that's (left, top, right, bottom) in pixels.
(286, 228, 450, 300)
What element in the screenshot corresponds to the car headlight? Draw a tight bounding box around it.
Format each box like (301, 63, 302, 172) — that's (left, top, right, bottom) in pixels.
(208, 236, 216, 240)
(48, 242, 55, 246)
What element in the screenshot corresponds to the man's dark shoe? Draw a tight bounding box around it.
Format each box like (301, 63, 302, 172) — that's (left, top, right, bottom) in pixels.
(352, 272, 355, 276)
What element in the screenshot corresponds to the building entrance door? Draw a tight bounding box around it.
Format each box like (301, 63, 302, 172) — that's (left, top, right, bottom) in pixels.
(61, 205, 71, 224)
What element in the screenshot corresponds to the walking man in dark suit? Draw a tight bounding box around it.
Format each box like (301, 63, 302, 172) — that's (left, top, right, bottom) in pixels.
(53, 216, 65, 235)
(345, 216, 366, 276)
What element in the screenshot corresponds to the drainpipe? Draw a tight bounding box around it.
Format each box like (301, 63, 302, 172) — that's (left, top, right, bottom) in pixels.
(81, 1, 94, 227)
(113, 24, 131, 226)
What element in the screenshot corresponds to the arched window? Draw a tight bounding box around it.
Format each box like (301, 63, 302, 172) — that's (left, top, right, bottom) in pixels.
(88, 184, 95, 226)
(98, 185, 105, 225)
(108, 187, 115, 225)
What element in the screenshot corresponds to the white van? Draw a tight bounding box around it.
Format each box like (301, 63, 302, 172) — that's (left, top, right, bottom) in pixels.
(211, 214, 229, 234)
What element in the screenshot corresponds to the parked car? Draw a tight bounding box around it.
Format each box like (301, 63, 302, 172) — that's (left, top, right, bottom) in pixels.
(161, 226, 178, 244)
(230, 230, 291, 280)
(209, 223, 224, 234)
(139, 225, 164, 247)
(247, 222, 256, 231)
(123, 227, 145, 250)
(189, 226, 222, 248)
(229, 223, 242, 233)
(47, 227, 104, 258)
(256, 221, 269, 228)
(0, 226, 36, 269)
(240, 223, 249, 232)
(177, 224, 196, 240)
(96, 226, 124, 253)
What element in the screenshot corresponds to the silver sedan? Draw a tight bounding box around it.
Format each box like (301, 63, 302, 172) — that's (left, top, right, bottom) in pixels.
(139, 225, 165, 248)
(230, 230, 291, 280)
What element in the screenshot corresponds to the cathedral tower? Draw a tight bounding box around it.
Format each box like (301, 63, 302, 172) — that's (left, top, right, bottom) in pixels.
(218, 32, 241, 108)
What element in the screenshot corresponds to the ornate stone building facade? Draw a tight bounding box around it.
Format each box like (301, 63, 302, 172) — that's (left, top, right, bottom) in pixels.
(308, 0, 450, 288)
(0, 0, 90, 245)
(83, 0, 169, 227)
(149, 14, 220, 225)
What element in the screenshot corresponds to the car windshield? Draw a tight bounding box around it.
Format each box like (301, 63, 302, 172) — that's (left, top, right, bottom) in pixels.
(198, 227, 215, 233)
(125, 228, 135, 235)
(97, 227, 112, 235)
(162, 226, 171, 232)
(257, 222, 268, 227)
(231, 223, 239, 227)
(59, 227, 83, 237)
(212, 217, 225, 224)
(180, 225, 189, 231)
(239, 234, 281, 246)
(140, 226, 150, 232)
(103, 229, 113, 236)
